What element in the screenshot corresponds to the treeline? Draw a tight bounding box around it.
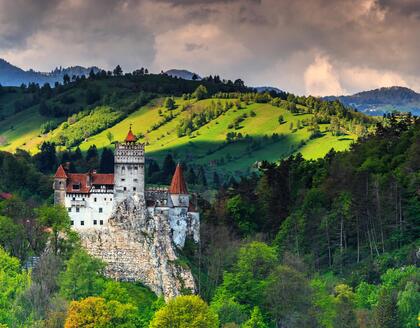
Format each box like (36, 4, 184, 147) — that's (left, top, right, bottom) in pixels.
(0, 66, 252, 120)
(181, 113, 420, 327)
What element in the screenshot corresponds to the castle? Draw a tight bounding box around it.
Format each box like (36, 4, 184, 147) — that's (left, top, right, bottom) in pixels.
(53, 127, 199, 248)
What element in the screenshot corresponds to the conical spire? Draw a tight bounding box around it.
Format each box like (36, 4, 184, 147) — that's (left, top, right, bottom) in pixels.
(54, 164, 67, 179)
(125, 124, 137, 143)
(169, 164, 188, 194)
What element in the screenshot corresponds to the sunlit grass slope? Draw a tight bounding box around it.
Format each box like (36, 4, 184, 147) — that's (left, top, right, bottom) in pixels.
(0, 96, 356, 176)
(80, 98, 357, 176)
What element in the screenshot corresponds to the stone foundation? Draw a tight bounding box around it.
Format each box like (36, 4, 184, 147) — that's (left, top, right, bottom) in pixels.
(77, 194, 196, 299)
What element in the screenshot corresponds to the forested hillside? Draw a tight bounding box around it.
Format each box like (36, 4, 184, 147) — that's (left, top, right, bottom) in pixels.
(0, 111, 418, 327)
(0, 70, 375, 180)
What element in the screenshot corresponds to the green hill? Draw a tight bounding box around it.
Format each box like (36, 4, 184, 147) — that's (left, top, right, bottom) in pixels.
(0, 73, 374, 177)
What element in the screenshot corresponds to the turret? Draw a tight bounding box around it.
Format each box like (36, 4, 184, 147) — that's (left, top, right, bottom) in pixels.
(53, 164, 67, 205)
(169, 164, 189, 207)
(114, 126, 145, 204)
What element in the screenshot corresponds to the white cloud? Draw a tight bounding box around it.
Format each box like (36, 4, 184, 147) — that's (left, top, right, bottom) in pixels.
(340, 66, 408, 92)
(304, 54, 345, 96)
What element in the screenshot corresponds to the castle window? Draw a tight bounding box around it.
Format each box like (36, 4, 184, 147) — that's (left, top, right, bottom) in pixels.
(134, 179, 138, 182)
(100, 220, 104, 225)
(72, 197, 75, 201)
(104, 198, 106, 201)
(99, 208, 103, 213)
(134, 166, 138, 170)
(68, 208, 71, 212)
(80, 221, 84, 226)
(94, 197, 97, 202)
(133, 187, 136, 191)
(71, 220, 74, 225)
(123, 187, 127, 191)
(121, 178, 125, 182)
(93, 220, 97, 225)
(76, 207, 80, 213)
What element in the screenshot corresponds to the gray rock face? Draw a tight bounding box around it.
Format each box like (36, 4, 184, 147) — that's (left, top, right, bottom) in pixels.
(78, 194, 196, 299)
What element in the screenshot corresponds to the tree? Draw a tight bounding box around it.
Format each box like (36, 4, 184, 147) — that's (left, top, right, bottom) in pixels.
(36, 205, 72, 255)
(86, 145, 99, 168)
(0, 216, 26, 259)
(64, 296, 137, 328)
(22, 252, 63, 320)
(99, 148, 114, 173)
(374, 289, 399, 328)
(164, 97, 176, 110)
(264, 265, 312, 327)
(193, 85, 208, 100)
(397, 281, 420, 328)
(226, 195, 257, 235)
(333, 284, 358, 328)
(113, 65, 123, 76)
(34, 141, 57, 173)
(59, 249, 105, 300)
(63, 74, 70, 84)
(0, 247, 30, 326)
(162, 154, 176, 184)
(278, 115, 285, 124)
(150, 295, 218, 328)
(242, 307, 268, 328)
(106, 131, 114, 144)
(214, 242, 277, 309)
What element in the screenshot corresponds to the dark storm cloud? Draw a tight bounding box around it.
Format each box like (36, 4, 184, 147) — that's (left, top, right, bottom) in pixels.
(0, 0, 61, 47)
(0, 0, 419, 95)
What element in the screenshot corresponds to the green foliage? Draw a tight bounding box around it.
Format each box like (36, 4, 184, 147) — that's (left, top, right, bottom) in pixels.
(210, 297, 248, 326)
(264, 265, 313, 326)
(164, 97, 175, 110)
(52, 106, 123, 147)
(193, 85, 208, 100)
(214, 242, 277, 309)
(397, 281, 420, 328)
(333, 284, 358, 328)
(37, 204, 74, 255)
(59, 249, 106, 300)
(0, 247, 30, 326)
(242, 307, 268, 328)
(149, 295, 219, 328)
(64, 296, 138, 328)
(226, 194, 257, 235)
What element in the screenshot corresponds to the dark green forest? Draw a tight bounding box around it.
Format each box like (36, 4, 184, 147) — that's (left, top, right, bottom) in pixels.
(0, 110, 418, 327)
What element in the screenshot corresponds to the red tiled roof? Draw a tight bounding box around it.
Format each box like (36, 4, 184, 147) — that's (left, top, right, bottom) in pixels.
(65, 172, 115, 194)
(169, 164, 188, 194)
(54, 165, 68, 179)
(125, 127, 137, 143)
(92, 173, 114, 185)
(0, 192, 13, 200)
(66, 173, 90, 193)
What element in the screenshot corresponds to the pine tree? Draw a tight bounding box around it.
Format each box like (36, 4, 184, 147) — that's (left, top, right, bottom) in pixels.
(99, 148, 114, 173)
(374, 289, 399, 328)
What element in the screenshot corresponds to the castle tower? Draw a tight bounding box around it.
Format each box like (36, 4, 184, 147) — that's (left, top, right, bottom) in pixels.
(169, 164, 189, 207)
(53, 164, 67, 205)
(114, 126, 145, 204)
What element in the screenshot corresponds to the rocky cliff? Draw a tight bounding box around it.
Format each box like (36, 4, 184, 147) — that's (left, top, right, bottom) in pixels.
(77, 193, 197, 299)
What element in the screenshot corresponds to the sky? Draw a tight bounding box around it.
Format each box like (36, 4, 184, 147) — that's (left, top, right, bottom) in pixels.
(0, 0, 419, 96)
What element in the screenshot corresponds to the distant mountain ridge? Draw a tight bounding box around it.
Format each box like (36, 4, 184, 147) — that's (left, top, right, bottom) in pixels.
(0, 58, 100, 86)
(164, 69, 201, 80)
(324, 86, 420, 116)
(254, 86, 283, 93)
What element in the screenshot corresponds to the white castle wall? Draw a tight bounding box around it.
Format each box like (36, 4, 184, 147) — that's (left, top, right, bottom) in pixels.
(65, 191, 114, 229)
